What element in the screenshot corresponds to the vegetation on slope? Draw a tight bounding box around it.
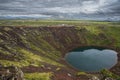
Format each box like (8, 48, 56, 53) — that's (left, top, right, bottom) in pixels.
(24, 72, 53, 80)
(101, 69, 120, 80)
(0, 20, 120, 79)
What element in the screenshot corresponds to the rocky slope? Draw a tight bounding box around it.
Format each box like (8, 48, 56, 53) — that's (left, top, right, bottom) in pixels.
(0, 25, 120, 80)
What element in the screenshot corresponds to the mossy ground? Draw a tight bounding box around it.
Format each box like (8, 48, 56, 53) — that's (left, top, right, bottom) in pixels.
(24, 72, 53, 80)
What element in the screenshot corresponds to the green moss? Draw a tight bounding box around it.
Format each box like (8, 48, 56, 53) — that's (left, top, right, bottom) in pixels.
(84, 26, 102, 35)
(0, 48, 10, 55)
(0, 48, 63, 67)
(76, 72, 87, 76)
(19, 48, 63, 67)
(25, 33, 62, 60)
(24, 72, 53, 80)
(65, 36, 72, 44)
(0, 60, 29, 67)
(75, 24, 120, 47)
(105, 27, 120, 47)
(56, 67, 61, 71)
(101, 69, 120, 80)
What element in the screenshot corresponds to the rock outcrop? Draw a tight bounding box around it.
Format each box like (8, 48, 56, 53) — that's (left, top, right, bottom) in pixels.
(0, 65, 24, 80)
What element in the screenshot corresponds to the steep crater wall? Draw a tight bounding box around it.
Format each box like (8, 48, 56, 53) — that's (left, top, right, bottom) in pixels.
(0, 26, 120, 75)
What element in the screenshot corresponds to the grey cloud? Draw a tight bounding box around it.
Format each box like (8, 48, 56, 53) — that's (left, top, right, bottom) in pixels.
(0, 0, 15, 3)
(0, 0, 119, 21)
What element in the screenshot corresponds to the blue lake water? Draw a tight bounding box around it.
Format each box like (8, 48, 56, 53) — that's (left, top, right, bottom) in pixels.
(65, 47, 118, 72)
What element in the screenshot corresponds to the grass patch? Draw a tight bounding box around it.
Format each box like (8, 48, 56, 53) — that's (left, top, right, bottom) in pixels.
(76, 72, 87, 76)
(24, 72, 53, 80)
(0, 60, 29, 67)
(0, 48, 63, 67)
(85, 26, 102, 35)
(101, 69, 120, 80)
(19, 49, 63, 67)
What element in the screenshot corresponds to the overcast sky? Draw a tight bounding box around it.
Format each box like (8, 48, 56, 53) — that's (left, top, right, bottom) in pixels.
(0, 0, 120, 20)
